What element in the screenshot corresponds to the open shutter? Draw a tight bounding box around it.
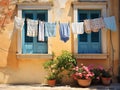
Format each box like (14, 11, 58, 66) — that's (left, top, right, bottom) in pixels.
(33, 11, 48, 53)
(22, 11, 34, 54)
(78, 10, 101, 53)
(90, 12, 101, 53)
(22, 10, 48, 54)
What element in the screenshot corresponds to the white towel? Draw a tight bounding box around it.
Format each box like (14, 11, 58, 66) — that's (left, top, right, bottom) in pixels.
(10, 16, 25, 40)
(72, 22, 84, 34)
(104, 16, 117, 31)
(14, 16, 25, 31)
(27, 19, 38, 37)
(38, 21, 44, 41)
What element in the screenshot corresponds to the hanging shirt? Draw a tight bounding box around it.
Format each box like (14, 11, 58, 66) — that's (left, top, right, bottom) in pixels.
(14, 16, 25, 31)
(59, 23, 70, 42)
(90, 17, 105, 32)
(45, 22, 56, 37)
(104, 16, 117, 31)
(27, 19, 38, 37)
(10, 16, 25, 40)
(38, 21, 44, 41)
(84, 19, 91, 33)
(72, 22, 84, 34)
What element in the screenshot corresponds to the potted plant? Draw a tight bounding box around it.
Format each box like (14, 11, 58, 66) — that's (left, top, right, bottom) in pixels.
(88, 64, 103, 85)
(56, 50, 77, 85)
(71, 64, 94, 87)
(43, 60, 58, 86)
(101, 67, 112, 85)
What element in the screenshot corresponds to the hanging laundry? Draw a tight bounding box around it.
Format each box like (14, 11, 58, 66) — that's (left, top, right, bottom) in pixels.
(38, 21, 44, 41)
(14, 16, 25, 31)
(72, 22, 84, 34)
(10, 16, 25, 40)
(59, 23, 70, 42)
(45, 22, 56, 37)
(27, 19, 38, 37)
(104, 16, 117, 31)
(84, 19, 91, 33)
(90, 17, 105, 32)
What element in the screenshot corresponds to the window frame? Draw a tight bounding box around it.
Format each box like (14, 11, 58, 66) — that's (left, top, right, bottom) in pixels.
(78, 10, 101, 54)
(16, 2, 53, 59)
(72, 1, 108, 59)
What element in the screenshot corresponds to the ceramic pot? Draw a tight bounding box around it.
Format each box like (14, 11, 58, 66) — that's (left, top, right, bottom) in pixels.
(101, 77, 111, 85)
(48, 79, 56, 86)
(77, 79, 92, 87)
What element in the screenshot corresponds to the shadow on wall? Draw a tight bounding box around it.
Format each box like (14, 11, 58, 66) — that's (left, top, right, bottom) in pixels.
(7, 30, 19, 69)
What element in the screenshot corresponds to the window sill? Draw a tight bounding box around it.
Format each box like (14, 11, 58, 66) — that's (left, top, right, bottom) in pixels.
(74, 54, 108, 60)
(16, 54, 53, 59)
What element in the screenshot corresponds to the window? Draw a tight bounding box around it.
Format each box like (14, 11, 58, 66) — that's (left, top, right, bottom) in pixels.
(78, 10, 101, 53)
(17, 2, 53, 59)
(73, 1, 108, 59)
(22, 10, 48, 54)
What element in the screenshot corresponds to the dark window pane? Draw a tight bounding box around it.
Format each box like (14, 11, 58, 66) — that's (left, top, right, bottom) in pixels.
(37, 13, 46, 21)
(78, 13, 87, 22)
(25, 13, 33, 42)
(79, 33, 88, 42)
(91, 32, 99, 42)
(91, 13, 99, 19)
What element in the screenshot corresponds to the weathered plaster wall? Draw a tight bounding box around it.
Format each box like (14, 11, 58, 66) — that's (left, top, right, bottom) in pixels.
(0, 0, 119, 84)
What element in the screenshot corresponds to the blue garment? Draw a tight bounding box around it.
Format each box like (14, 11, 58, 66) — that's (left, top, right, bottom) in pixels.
(45, 22, 56, 37)
(104, 16, 117, 31)
(59, 23, 70, 42)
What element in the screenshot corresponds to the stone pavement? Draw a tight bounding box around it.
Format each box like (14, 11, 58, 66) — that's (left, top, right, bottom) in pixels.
(0, 83, 120, 90)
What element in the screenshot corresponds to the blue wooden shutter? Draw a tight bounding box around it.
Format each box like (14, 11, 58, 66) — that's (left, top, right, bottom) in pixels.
(78, 10, 101, 53)
(22, 11, 34, 54)
(33, 11, 48, 53)
(22, 10, 48, 54)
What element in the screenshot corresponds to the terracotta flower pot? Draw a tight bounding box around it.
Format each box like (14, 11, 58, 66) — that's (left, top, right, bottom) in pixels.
(48, 79, 56, 86)
(77, 79, 92, 87)
(101, 77, 111, 85)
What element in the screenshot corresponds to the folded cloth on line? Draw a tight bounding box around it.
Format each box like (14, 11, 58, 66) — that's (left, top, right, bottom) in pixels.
(45, 22, 56, 37)
(104, 16, 117, 31)
(38, 21, 44, 41)
(90, 17, 105, 32)
(72, 22, 84, 34)
(59, 23, 70, 42)
(27, 19, 38, 37)
(84, 19, 91, 33)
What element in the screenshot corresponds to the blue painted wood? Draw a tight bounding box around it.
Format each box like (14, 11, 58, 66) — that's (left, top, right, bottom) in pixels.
(78, 10, 101, 53)
(22, 10, 48, 54)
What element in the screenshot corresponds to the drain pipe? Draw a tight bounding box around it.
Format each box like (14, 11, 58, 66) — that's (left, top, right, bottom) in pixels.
(110, 30, 115, 77)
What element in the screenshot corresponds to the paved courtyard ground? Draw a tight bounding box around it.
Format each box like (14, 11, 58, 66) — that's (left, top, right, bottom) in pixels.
(0, 83, 120, 90)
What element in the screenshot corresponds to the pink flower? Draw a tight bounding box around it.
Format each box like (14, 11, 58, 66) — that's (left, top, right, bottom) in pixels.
(71, 64, 95, 80)
(97, 65, 104, 70)
(96, 76, 100, 80)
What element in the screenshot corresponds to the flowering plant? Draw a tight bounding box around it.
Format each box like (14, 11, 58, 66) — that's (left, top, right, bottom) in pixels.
(88, 64, 112, 81)
(88, 64, 104, 81)
(101, 67, 112, 78)
(71, 64, 94, 80)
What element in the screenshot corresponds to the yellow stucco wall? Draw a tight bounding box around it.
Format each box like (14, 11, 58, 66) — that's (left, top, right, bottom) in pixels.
(0, 0, 119, 84)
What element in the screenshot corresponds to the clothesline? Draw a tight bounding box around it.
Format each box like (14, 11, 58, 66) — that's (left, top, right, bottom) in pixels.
(13, 16, 117, 42)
